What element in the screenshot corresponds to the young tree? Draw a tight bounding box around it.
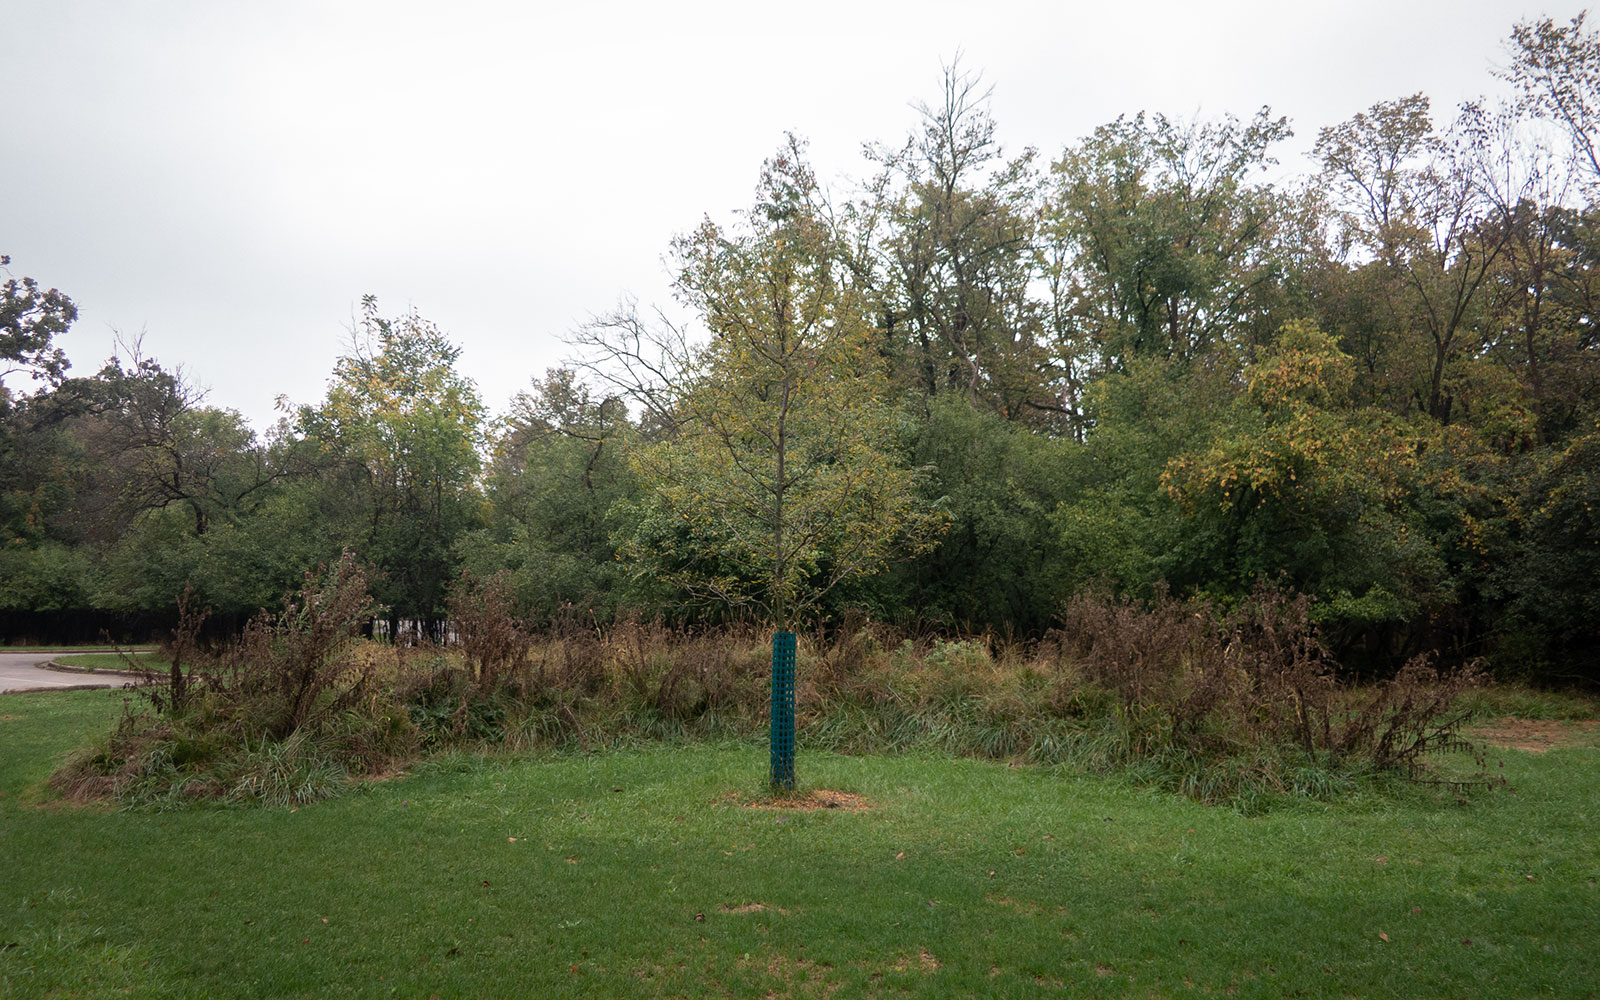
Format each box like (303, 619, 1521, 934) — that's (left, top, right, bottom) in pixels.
(620, 140, 943, 630)
(592, 140, 943, 789)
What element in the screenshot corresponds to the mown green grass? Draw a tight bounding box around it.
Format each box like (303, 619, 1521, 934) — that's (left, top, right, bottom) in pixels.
(49, 651, 169, 673)
(2, 689, 1597, 998)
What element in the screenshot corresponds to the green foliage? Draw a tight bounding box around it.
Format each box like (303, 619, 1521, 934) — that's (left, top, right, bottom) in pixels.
(1158, 323, 1447, 627)
(621, 141, 943, 627)
(0, 541, 96, 614)
(293, 298, 486, 634)
(870, 396, 1072, 631)
(1494, 429, 1600, 677)
(464, 368, 637, 620)
(0, 253, 74, 391)
(1045, 108, 1293, 367)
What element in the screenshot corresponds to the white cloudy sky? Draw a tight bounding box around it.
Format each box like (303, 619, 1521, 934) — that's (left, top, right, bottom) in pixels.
(1, 0, 1576, 432)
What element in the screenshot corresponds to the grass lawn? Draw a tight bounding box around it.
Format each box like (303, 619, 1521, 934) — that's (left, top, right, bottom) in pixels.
(48, 652, 170, 673)
(1, 690, 1597, 998)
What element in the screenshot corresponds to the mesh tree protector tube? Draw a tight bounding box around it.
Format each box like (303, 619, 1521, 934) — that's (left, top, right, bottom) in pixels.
(770, 631, 796, 790)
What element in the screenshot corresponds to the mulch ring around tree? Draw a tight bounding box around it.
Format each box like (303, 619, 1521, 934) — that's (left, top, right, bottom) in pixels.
(1468, 717, 1600, 754)
(734, 789, 876, 812)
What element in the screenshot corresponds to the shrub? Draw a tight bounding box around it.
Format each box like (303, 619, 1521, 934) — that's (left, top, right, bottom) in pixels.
(51, 554, 417, 807)
(1055, 581, 1489, 793)
(447, 571, 530, 691)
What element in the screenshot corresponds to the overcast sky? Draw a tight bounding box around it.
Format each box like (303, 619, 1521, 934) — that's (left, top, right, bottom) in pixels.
(1, 0, 1578, 432)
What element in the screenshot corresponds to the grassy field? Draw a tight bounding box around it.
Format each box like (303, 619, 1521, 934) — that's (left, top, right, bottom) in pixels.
(47, 651, 169, 673)
(1, 689, 1597, 998)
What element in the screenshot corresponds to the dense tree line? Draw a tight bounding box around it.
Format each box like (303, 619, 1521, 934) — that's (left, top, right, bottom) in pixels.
(4, 15, 1598, 682)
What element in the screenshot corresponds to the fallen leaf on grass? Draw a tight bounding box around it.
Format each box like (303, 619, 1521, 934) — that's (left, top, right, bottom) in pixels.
(1378, 932, 1389, 942)
(895, 852, 905, 860)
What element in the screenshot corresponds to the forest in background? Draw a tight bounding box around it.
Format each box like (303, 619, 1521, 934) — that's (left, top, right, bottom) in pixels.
(4, 14, 1599, 684)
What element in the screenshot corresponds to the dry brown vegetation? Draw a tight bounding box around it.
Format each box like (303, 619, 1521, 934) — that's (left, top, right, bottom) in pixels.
(50, 571, 1497, 812)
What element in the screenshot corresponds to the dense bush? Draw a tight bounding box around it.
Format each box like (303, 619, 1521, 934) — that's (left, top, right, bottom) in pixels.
(1057, 583, 1488, 791)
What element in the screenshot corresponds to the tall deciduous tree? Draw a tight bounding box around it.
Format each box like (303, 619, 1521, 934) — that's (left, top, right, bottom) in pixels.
(0, 254, 74, 395)
(1316, 96, 1506, 425)
(870, 62, 1052, 426)
(1503, 12, 1600, 191)
(294, 298, 485, 638)
(1045, 108, 1293, 372)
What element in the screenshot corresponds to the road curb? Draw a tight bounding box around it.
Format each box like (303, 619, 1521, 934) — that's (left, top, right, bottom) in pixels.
(43, 660, 144, 678)
(2, 683, 122, 695)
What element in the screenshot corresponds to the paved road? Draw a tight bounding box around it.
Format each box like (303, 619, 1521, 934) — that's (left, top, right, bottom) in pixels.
(0, 652, 122, 693)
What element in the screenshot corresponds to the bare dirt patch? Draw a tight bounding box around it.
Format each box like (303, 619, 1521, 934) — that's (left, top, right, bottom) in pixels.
(1469, 717, 1600, 753)
(742, 789, 875, 812)
(718, 902, 791, 915)
(0, 714, 20, 721)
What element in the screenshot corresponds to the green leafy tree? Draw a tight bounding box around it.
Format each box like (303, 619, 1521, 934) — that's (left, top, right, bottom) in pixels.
(1044, 109, 1294, 372)
(869, 62, 1053, 424)
(872, 396, 1072, 632)
(611, 140, 943, 628)
(465, 368, 638, 620)
(0, 254, 74, 395)
(1153, 323, 1509, 663)
(294, 298, 486, 638)
(1315, 96, 1506, 425)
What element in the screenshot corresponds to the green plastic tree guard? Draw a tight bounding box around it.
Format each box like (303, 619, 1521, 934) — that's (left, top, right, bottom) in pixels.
(770, 631, 796, 790)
